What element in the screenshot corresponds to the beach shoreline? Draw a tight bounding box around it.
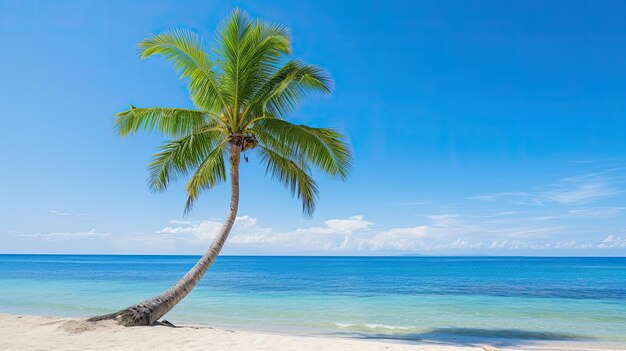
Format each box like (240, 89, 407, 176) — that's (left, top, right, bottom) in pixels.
(0, 313, 475, 351)
(2, 313, 625, 351)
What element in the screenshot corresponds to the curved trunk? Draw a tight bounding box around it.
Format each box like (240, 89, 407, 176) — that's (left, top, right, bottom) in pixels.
(89, 143, 241, 326)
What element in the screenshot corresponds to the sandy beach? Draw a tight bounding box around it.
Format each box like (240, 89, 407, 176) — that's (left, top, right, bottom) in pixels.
(3, 314, 626, 351)
(0, 314, 494, 351)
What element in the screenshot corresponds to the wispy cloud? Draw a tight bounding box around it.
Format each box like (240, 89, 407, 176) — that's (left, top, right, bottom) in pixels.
(11, 229, 110, 241)
(469, 170, 624, 206)
(467, 192, 529, 202)
(49, 210, 90, 217)
(388, 201, 429, 206)
(541, 180, 619, 205)
(567, 207, 626, 219)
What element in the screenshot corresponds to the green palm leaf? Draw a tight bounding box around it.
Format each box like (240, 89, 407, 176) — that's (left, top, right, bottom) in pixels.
(139, 29, 228, 115)
(148, 129, 225, 192)
(214, 9, 291, 125)
(244, 60, 332, 121)
(258, 145, 318, 217)
(253, 118, 351, 180)
(184, 141, 228, 213)
(114, 107, 216, 138)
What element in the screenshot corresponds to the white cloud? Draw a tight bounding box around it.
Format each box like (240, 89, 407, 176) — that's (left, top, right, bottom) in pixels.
(295, 215, 373, 235)
(159, 215, 261, 242)
(597, 235, 626, 249)
(153, 215, 432, 253)
(148, 213, 624, 253)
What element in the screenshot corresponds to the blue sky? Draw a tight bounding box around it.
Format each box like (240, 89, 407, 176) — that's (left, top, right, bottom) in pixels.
(1, 0, 625, 255)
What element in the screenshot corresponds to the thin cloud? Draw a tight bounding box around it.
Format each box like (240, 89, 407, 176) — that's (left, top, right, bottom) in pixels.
(541, 182, 619, 205)
(11, 229, 110, 241)
(466, 192, 529, 202)
(469, 170, 624, 206)
(49, 210, 90, 216)
(388, 201, 429, 206)
(567, 207, 626, 219)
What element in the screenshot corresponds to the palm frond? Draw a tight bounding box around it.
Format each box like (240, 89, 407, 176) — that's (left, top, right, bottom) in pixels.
(245, 60, 332, 120)
(114, 106, 216, 138)
(253, 118, 351, 180)
(184, 141, 228, 213)
(214, 9, 291, 124)
(138, 29, 228, 115)
(236, 22, 291, 109)
(147, 130, 225, 192)
(258, 145, 318, 217)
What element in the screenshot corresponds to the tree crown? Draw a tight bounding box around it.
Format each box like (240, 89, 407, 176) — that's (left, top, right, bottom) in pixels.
(114, 9, 352, 216)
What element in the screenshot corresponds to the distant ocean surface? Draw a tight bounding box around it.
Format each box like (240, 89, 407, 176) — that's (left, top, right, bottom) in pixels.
(1, 255, 625, 346)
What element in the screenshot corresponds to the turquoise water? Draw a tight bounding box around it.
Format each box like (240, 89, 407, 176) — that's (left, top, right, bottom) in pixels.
(1, 255, 625, 346)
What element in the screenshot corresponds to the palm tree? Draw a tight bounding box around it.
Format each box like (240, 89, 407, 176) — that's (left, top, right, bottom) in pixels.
(88, 9, 351, 327)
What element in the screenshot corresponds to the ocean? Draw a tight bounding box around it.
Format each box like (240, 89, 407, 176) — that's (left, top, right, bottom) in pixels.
(1, 255, 625, 347)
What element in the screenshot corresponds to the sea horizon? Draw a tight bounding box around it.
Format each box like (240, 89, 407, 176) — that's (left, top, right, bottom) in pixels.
(3, 253, 626, 258)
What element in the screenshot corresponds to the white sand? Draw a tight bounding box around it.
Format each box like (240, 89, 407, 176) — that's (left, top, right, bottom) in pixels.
(0, 314, 484, 351)
(1, 314, 623, 351)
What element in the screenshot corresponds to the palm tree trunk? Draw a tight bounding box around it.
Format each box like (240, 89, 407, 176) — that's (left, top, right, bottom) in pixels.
(89, 143, 241, 326)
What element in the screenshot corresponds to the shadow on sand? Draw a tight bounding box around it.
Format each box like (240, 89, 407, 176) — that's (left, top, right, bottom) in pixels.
(330, 327, 594, 348)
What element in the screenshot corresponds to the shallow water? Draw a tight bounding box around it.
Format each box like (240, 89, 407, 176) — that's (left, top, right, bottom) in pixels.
(1, 255, 625, 346)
